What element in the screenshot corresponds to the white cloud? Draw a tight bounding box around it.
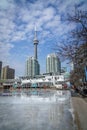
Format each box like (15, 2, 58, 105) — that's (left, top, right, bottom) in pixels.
(0, 0, 86, 76)
(0, 0, 9, 9)
(0, 42, 14, 65)
(0, 0, 78, 44)
(11, 31, 26, 42)
(42, 7, 56, 21)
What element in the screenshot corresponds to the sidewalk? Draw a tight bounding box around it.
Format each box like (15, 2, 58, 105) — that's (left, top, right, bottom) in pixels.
(72, 97, 87, 130)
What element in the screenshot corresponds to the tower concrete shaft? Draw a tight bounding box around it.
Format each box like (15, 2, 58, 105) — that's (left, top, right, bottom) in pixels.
(34, 43, 38, 60)
(33, 28, 39, 59)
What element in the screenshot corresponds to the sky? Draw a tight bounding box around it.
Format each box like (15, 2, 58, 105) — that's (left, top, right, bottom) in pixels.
(0, 0, 87, 77)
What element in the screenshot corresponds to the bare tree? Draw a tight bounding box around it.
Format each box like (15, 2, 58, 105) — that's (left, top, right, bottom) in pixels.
(55, 40, 80, 63)
(55, 7, 87, 85)
(70, 67, 85, 86)
(55, 7, 87, 61)
(67, 8, 87, 42)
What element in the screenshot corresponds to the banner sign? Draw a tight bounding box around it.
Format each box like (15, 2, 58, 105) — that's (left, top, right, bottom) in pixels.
(85, 66, 87, 81)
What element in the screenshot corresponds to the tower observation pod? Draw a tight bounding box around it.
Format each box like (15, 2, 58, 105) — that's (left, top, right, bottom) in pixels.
(33, 26, 39, 60)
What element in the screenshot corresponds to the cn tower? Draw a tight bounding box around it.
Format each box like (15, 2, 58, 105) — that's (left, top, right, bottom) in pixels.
(33, 26, 39, 59)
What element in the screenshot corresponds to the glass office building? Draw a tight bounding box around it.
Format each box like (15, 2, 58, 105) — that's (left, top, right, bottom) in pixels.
(46, 53, 61, 74)
(25, 57, 40, 77)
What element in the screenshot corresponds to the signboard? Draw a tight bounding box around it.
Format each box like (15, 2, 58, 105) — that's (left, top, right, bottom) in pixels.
(13, 84, 17, 88)
(31, 83, 38, 88)
(85, 66, 87, 81)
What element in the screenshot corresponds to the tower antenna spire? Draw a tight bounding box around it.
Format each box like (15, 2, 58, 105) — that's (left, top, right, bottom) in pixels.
(35, 25, 37, 31)
(34, 25, 37, 40)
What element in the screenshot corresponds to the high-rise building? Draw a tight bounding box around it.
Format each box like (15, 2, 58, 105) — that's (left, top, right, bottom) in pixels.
(25, 27, 40, 77)
(25, 57, 40, 77)
(46, 53, 61, 74)
(0, 61, 2, 79)
(1, 65, 15, 79)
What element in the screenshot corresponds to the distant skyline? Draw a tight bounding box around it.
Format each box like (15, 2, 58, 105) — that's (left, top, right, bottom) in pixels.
(0, 0, 87, 77)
